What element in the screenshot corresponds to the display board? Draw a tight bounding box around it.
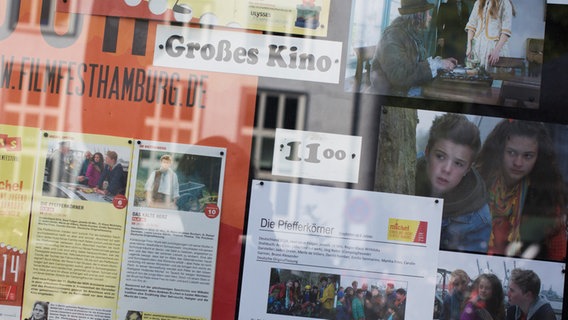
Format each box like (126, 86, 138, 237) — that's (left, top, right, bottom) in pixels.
(1, 0, 568, 320)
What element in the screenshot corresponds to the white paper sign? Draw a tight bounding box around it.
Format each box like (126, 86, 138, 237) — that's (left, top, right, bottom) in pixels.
(238, 180, 444, 320)
(272, 129, 362, 183)
(117, 141, 227, 320)
(153, 25, 343, 83)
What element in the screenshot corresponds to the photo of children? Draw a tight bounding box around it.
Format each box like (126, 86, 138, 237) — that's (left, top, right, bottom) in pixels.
(133, 149, 223, 212)
(376, 108, 568, 262)
(340, 277, 409, 320)
(434, 251, 563, 319)
(265, 268, 411, 320)
(266, 268, 341, 319)
(42, 139, 131, 203)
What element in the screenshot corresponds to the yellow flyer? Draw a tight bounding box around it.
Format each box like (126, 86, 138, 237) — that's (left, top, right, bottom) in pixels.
(237, 0, 330, 36)
(22, 131, 134, 320)
(57, 0, 330, 37)
(0, 125, 39, 320)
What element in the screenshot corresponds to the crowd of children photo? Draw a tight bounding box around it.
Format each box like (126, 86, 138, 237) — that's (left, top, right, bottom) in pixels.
(267, 275, 407, 320)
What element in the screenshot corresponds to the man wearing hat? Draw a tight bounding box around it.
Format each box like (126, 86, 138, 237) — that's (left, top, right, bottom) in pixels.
(370, 0, 458, 96)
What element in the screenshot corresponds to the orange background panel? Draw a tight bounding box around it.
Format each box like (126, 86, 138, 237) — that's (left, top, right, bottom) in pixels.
(0, 2, 256, 319)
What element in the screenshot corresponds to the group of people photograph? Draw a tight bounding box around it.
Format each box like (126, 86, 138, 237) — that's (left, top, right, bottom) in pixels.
(266, 269, 408, 320)
(438, 267, 559, 320)
(43, 140, 129, 199)
(267, 273, 339, 318)
(338, 280, 407, 320)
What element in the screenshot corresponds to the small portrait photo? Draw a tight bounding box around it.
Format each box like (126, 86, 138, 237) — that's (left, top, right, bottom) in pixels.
(133, 149, 223, 212)
(25, 301, 48, 320)
(125, 310, 143, 320)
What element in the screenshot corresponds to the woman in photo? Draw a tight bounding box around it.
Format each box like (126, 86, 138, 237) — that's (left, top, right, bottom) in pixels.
(460, 273, 505, 320)
(85, 152, 104, 188)
(476, 119, 567, 261)
(465, 0, 515, 68)
(415, 113, 491, 253)
(25, 301, 48, 320)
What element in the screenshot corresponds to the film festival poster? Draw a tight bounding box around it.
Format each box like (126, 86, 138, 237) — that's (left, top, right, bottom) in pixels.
(1, 2, 258, 318)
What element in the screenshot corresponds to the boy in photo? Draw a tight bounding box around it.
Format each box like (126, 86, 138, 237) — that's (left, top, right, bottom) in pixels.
(415, 113, 491, 253)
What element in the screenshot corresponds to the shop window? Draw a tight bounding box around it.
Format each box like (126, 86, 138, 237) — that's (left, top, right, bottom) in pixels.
(251, 89, 307, 180)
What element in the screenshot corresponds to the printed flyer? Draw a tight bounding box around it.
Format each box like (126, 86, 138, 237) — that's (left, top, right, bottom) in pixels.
(238, 180, 444, 320)
(117, 140, 226, 320)
(0, 125, 39, 320)
(22, 131, 133, 320)
(57, 0, 331, 37)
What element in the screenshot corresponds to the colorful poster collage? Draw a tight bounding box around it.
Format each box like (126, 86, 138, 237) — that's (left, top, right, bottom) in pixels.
(0, 0, 567, 320)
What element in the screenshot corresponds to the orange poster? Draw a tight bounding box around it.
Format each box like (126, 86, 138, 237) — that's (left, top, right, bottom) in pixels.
(0, 1, 257, 319)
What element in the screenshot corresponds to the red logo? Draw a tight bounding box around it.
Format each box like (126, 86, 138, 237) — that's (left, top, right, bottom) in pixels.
(0, 135, 21, 151)
(204, 204, 220, 219)
(113, 194, 128, 209)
